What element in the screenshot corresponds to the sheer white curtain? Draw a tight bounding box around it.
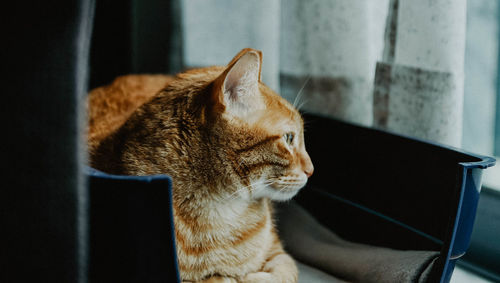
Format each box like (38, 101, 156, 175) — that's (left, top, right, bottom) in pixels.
(181, 0, 281, 90)
(279, 0, 388, 126)
(374, 0, 466, 147)
(180, 0, 467, 147)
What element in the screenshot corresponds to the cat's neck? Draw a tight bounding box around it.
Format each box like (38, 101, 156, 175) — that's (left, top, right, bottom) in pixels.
(205, 195, 255, 222)
(173, 188, 268, 226)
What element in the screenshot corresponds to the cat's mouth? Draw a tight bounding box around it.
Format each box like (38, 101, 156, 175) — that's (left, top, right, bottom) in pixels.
(258, 176, 307, 201)
(270, 180, 306, 191)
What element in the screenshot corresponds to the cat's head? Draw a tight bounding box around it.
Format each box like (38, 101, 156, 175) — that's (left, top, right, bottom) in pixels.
(209, 49, 314, 201)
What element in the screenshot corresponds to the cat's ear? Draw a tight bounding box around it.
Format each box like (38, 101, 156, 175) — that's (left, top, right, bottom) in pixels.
(213, 48, 264, 118)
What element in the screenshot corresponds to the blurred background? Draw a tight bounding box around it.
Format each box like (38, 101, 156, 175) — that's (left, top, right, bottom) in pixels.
(91, 0, 498, 160)
(92, 0, 500, 185)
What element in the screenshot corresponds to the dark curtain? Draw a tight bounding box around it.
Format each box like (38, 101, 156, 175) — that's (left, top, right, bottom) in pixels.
(89, 0, 134, 89)
(0, 0, 182, 281)
(89, 0, 183, 89)
(0, 0, 94, 281)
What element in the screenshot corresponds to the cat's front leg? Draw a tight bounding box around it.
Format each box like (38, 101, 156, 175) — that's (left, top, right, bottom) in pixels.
(241, 253, 297, 283)
(182, 276, 238, 283)
(240, 271, 273, 282)
(241, 235, 298, 283)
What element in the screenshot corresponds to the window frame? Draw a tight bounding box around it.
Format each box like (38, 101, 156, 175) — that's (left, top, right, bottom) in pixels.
(457, 187, 500, 281)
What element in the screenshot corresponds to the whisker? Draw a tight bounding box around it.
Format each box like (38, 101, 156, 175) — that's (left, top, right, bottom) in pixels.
(240, 178, 278, 201)
(238, 159, 246, 168)
(271, 184, 289, 200)
(226, 181, 263, 199)
(293, 76, 311, 109)
(297, 98, 310, 111)
(275, 181, 299, 185)
(225, 180, 270, 202)
(247, 180, 271, 197)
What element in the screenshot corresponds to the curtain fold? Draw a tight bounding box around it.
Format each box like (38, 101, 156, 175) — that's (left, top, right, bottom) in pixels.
(373, 0, 466, 147)
(280, 0, 389, 126)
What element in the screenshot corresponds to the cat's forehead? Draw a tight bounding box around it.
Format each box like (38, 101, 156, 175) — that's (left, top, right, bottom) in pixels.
(256, 84, 303, 130)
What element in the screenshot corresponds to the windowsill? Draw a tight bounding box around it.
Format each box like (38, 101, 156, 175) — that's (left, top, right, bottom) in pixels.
(451, 266, 492, 283)
(482, 160, 499, 192)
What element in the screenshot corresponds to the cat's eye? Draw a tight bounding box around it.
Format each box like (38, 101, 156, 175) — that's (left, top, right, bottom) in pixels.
(284, 132, 294, 145)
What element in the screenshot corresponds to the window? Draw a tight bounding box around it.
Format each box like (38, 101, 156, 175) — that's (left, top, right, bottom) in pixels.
(458, 1, 500, 281)
(462, 0, 499, 192)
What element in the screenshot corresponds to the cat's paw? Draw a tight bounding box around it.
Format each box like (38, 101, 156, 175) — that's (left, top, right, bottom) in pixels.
(195, 276, 238, 283)
(240, 271, 274, 283)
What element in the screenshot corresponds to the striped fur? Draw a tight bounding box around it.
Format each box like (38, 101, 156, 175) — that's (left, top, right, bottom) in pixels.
(88, 49, 313, 282)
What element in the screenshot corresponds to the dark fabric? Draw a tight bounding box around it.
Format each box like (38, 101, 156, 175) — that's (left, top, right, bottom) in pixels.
(89, 0, 134, 89)
(297, 261, 347, 282)
(89, 0, 183, 89)
(87, 169, 180, 282)
(132, 0, 184, 75)
(277, 201, 439, 283)
(0, 0, 94, 281)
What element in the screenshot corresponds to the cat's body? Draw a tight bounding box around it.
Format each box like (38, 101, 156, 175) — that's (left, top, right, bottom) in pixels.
(87, 74, 174, 148)
(88, 49, 313, 282)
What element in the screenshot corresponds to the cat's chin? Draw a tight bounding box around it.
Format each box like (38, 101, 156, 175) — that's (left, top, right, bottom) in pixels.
(252, 185, 303, 202)
(268, 189, 301, 202)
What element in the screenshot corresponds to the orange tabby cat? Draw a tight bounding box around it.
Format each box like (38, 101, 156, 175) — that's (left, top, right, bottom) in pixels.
(88, 48, 314, 283)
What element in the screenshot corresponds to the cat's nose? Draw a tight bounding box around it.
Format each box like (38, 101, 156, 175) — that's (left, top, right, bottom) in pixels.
(304, 166, 314, 178)
(302, 153, 314, 178)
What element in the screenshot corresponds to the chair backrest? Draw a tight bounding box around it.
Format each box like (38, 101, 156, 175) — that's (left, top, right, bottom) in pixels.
(297, 113, 495, 282)
(87, 168, 180, 282)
